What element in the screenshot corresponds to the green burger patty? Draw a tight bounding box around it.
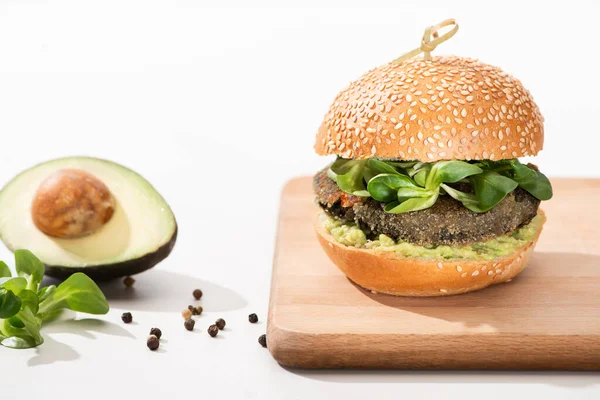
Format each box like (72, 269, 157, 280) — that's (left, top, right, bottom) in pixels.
(313, 168, 540, 247)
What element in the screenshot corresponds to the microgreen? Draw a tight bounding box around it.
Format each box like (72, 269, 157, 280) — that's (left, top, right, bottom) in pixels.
(0, 250, 109, 349)
(328, 157, 552, 214)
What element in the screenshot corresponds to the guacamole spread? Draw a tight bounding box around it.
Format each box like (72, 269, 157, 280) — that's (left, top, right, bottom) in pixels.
(322, 212, 543, 261)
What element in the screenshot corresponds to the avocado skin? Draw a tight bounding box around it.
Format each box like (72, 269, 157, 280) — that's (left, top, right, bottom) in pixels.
(43, 226, 177, 281)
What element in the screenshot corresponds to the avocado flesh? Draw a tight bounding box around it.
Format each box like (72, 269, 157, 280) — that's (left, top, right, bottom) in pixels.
(321, 211, 543, 261)
(0, 157, 177, 280)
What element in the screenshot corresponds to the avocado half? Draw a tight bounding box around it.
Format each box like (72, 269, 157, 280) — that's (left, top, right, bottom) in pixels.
(0, 157, 177, 280)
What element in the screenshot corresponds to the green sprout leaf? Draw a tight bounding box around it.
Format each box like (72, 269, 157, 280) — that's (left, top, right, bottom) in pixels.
(38, 273, 109, 318)
(441, 184, 488, 212)
(0, 277, 26, 295)
(396, 186, 434, 200)
(18, 290, 39, 315)
(15, 250, 44, 291)
(384, 191, 439, 213)
(427, 161, 483, 189)
(7, 316, 25, 329)
(328, 159, 370, 197)
(0, 250, 110, 349)
(0, 289, 22, 319)
(510, 160, 536, 181)
(0, 262, 11, 278)
(18, 306, 43, 346)
(510, 161, 553, 200)
(470, 171, 518, 209)
(413, 168, 429, 187)
(366, 159, 402, 175)
(37, 285, 56, 303)
(367, 174, 417, 203)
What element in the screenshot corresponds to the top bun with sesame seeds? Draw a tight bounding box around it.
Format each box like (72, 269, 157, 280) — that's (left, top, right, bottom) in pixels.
(314, 56, 544, 162)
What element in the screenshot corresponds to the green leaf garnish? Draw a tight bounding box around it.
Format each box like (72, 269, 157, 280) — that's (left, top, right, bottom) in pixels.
(367, 174, 418, 203)
(384, 191, 439, 213)
(0, 262, 11, 278)
(38, 273, 109, 318)
(427, 160, 483, 189)
(15, 250, 44, 291)
(0, 289, 22, 319)
(366, 158, 403, 175)
(328, 159, 370, 197)
(509, 160, 553, 200)
(470, 171, 518, 209)
(0, 252, 109, 349)
(328, 156, 552, 214)
(0, 277, 26, 295)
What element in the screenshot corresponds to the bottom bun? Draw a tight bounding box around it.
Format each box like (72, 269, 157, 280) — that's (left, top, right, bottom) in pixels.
(315, 210, 546, 297)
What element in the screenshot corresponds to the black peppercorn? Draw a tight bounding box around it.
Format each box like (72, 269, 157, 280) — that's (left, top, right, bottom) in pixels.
(123, 276, 135, 288)
(149, 327, 162, 339)
(215, 318, 226, 330)
(190, 305, 203, 316)
(121, 312, 133, 324)
(193, 289, 203, 300)
(207, 324, 219, 337)
(184, 318, 195, 331)
(258, 334, 267, 348)
(248, 313, 258, 323)
(147, 334, 159, 350)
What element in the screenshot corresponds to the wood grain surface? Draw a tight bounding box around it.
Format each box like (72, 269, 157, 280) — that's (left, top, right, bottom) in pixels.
(267, 177, 600, 369)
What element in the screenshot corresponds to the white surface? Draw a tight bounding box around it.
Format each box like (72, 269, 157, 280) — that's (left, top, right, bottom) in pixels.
(0, 1, 599, 399)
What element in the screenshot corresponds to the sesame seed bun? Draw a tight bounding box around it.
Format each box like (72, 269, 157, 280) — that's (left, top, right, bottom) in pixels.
(314, 210, 546, 297)
(315, 56, 544, 162)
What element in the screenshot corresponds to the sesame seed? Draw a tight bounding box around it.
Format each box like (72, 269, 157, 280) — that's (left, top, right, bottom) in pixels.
(439, 289, 448, 293)
(472, 270, 480, 276)
(456, 266, 463, 272)
(437, 262, 443, 269)
(488, 270, 494, 276)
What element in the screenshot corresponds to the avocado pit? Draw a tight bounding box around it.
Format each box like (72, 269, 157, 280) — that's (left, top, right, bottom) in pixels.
(31, 169, 115, 239)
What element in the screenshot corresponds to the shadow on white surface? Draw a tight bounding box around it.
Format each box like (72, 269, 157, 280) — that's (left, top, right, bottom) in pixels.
(43, 269, 247, 312)
(285, 368, 600, 387)
(28, 317, 134, 367)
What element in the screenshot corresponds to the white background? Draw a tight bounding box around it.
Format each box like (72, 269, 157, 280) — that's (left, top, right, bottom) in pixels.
(1, 1, 599, 399)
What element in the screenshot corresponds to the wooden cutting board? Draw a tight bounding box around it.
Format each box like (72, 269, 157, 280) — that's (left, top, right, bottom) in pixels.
(267, 177, 600, 370)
